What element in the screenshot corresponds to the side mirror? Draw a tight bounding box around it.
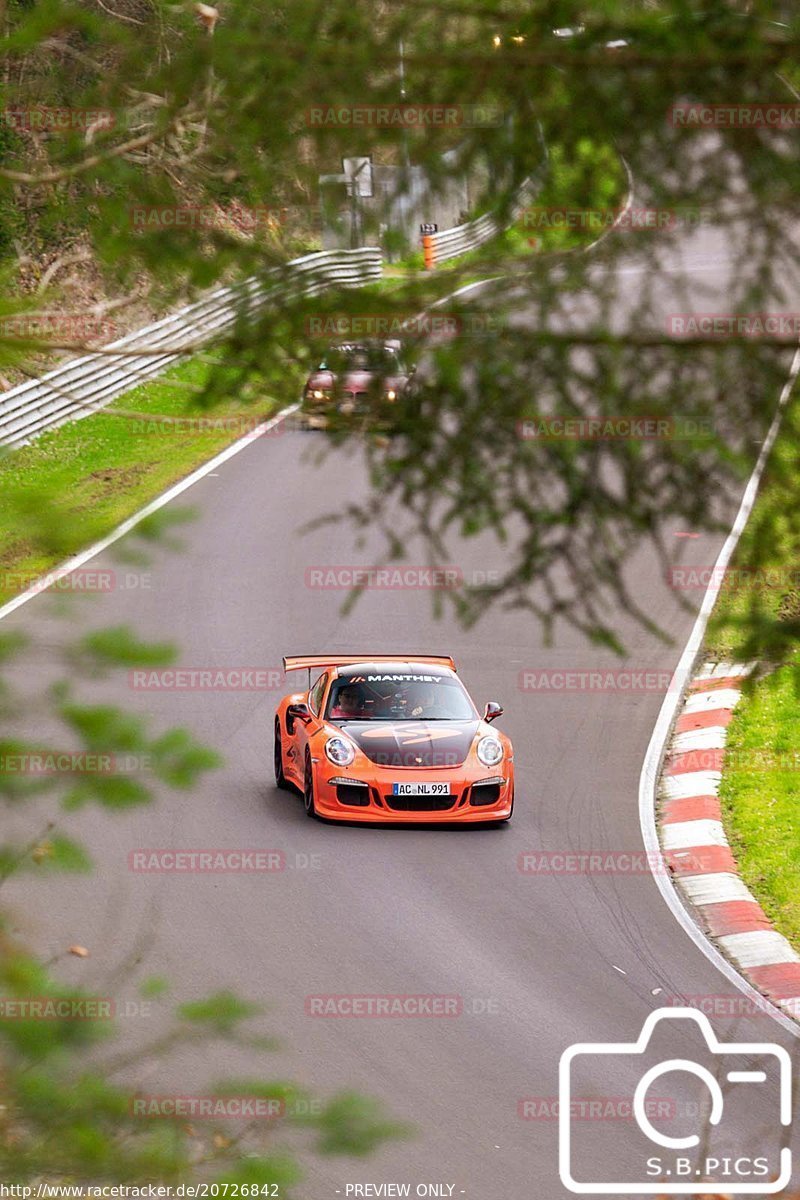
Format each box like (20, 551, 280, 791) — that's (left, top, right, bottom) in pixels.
(286, 702, 313, 733)
(483, 701, 504, 723)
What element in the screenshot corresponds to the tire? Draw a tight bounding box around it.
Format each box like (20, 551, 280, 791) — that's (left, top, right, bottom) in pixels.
(274, 719, 292, 791)
(303, 749, 318, 818)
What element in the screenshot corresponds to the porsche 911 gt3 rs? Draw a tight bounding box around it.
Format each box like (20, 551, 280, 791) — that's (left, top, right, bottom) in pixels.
(274, 655, 514, 824)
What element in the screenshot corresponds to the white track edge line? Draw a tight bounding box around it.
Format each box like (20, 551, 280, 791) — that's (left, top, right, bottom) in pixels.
(638, 344, 800, 1039)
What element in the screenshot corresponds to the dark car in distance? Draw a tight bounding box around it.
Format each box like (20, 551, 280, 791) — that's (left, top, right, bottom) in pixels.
(300, 339, 412, 427)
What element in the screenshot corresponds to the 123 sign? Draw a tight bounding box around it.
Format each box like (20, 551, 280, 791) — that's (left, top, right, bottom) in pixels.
(420, 222, 438, 235)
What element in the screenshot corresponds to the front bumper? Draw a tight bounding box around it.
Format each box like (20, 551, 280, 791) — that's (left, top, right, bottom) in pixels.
(312, 763, 514, 823)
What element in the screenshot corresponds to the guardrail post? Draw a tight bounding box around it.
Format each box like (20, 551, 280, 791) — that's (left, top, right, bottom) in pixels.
(422, 235, 436, 270)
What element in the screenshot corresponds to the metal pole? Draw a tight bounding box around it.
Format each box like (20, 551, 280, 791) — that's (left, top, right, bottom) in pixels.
(399, 39, 410, 249)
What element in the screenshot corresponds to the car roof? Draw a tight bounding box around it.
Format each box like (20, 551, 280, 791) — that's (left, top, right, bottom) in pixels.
(335, 661, 457, 680)
(329, 339, 402, 353)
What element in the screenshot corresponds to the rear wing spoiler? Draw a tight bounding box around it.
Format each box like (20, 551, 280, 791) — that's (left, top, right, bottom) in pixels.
(283, 654, 456, 674)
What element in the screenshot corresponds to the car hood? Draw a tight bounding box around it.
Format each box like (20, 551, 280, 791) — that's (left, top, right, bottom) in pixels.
(336, 720, 480, 768)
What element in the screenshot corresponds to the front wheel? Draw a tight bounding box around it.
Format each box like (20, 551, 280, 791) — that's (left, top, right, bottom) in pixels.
(303, 749, 318, 818)
(274, 720, 292, 791)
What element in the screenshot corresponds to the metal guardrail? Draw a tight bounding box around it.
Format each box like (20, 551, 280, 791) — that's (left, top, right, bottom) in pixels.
(0, 247, 382, 448)
(424, 171, 545, 265)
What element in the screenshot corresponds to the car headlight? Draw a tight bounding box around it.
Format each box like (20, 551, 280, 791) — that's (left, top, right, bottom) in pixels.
(476, 736, 503, 767)
(310, 388, 329, 400)
(385, 389, 397, 401)
(324, 736, 355, 767)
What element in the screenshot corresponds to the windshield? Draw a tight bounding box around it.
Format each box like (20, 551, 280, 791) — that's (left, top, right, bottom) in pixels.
(318, 344, 401, 374)
(326, 673, 476, 721)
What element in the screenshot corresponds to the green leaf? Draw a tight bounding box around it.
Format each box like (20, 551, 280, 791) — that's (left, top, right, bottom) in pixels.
(149, 727, 223, 787)
(177, 990, 262, 1031)
(77, 626, 177, 670)
(138, 975, 170, 999)
(311, 1092, 413, 1157)
(213, 1156, 301, 1190)
(32, 834, 93, 873)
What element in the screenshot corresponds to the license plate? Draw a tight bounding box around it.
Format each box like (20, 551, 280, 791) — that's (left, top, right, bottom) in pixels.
(392, 782, 450, 796)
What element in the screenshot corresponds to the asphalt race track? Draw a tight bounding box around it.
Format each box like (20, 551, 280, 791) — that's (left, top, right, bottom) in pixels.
(3, 208, 800, 1198)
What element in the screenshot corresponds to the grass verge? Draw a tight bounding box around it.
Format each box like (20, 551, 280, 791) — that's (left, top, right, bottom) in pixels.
(704, 399, 800, 950)
(705, 401, 800, 661)
(0, 354, 292, 605)
(717, 664, 800, 948)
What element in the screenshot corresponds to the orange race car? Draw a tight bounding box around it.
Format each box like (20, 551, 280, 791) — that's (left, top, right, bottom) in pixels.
(273, 655, 514, 824)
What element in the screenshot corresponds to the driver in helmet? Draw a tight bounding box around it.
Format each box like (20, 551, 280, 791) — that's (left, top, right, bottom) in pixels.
(330, 684, 366, 719)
